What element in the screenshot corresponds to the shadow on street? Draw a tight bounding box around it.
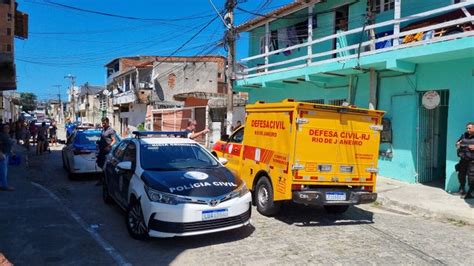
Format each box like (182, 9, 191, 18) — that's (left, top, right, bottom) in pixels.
(274, 202, 374, 227)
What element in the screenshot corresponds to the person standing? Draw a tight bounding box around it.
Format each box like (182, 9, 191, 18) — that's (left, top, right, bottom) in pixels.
(455, 122, 474, 199)
(0, 124, 15, 191)
(49, 121, 58, 147)
(184, 119, 209, 140)
(96, 117, 116, 185)
(29, 121, 38, 146)
(36, 122, 47, 155)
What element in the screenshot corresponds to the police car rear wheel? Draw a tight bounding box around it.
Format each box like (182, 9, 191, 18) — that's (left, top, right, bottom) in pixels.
(255, 177, 281, 216)
(126, 200, 149, 240)
(324, 205, 349, 214)
(102, 181, 113, 205)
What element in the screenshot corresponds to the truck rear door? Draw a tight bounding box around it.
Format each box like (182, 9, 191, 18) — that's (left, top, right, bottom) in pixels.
(292, 107, 383, 190)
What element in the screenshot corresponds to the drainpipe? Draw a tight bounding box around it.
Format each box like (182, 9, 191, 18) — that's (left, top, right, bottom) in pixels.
(369, 68, 377, 109)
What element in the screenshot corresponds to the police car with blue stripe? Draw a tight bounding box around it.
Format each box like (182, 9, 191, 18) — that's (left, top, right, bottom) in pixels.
(102, 131, 252, 239)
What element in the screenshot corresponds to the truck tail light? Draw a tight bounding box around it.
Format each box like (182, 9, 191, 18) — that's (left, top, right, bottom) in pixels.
(318, 164, 332, 172)
(292, 184, 303, 191)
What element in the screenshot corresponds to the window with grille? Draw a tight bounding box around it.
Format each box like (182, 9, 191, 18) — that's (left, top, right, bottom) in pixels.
(303, 99, 324, 104)
(328, 98, 347, 106)
(374, 0, 394, 13)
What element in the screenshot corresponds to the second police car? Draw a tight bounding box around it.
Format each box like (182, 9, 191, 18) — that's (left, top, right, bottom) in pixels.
(102, 131, 252, 239)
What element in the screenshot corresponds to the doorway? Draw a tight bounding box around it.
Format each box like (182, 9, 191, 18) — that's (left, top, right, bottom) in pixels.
(333, 5, 349, 58)
(417, 90, 449, 187)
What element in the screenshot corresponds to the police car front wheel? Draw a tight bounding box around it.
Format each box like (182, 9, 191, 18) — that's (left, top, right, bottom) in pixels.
(125, 200, 149, 240)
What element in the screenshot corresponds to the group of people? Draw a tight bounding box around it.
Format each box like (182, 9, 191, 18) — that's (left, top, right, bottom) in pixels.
(0, 118, 58, 154)
(0, 118, 58, 192)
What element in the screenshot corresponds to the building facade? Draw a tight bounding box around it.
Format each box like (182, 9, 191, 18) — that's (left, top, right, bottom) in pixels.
(0, 0, 27, 91)
(105, 56, 228, 136)
(234, 0, 474, 192)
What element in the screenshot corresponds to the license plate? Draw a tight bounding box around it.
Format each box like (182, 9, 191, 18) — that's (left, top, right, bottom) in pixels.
(326, 192, 346, 201)
(202, 209, 228, 221)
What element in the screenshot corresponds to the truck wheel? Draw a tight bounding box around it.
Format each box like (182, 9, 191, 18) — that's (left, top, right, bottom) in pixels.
(324, 205, 349, 214)
(255, 176, 281, 216)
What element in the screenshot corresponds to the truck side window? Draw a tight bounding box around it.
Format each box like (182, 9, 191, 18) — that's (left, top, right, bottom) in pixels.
(229, 128, 244, 143)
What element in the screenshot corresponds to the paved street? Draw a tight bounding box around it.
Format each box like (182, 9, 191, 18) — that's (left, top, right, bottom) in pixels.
(0, 143, 473, 265)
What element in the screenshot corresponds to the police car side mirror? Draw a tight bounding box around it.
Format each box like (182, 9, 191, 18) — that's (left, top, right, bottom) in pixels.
(221, 135, 229, 142)
(218, 158, 228, 165)
(116, 161, 132, 171)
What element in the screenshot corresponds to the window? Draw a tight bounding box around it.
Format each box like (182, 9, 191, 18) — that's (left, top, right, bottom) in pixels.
(7, 13, 12, 22)
(217, 72, 222, 79)
(2, 0, 11, 5)
(113, 141, 128, 159)
(5, 44, 11, 52)
(374, 0, 394, 13)
(229, 128, 244, 143)
(328, 98, 347, 106)
(6, 28, 11, 36)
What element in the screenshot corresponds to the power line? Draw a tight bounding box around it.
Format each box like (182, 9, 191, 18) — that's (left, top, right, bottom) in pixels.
(153, 16, 220, 69)
(28, 0, 218, 22)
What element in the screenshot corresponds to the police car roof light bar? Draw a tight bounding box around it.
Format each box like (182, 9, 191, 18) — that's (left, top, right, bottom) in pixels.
(132, 131, 188, 138)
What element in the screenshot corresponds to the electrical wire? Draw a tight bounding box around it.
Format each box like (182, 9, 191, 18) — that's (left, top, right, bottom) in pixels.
(27, 0, 218, 22)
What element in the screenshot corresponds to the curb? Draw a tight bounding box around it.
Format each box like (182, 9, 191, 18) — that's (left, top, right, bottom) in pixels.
(376, 194, 473, 226)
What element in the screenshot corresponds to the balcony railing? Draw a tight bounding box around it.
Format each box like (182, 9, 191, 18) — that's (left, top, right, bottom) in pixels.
(237, 2, 474, 80)
(112, 91, 136, 105)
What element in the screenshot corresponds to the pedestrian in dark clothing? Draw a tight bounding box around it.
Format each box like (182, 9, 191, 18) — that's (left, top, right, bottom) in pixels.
(96, 117, 116, 186)
(50, 122, 58, 146)
(29, 121, 38, 145)
(15, 121, 22, 144)
(0, 124, 15, 191)
(37, 122, 47, 155)
(455, 122, 474, 199)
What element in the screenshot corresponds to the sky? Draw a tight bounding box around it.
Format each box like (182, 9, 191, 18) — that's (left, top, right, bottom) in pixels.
(15, 0, 291, 100)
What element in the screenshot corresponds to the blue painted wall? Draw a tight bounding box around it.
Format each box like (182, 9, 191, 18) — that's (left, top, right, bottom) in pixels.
(244, 57, 474, 191)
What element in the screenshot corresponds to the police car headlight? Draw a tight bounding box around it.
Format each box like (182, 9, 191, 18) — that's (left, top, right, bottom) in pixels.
(229, 183, 249, 199)
(144, 186, 187, 205)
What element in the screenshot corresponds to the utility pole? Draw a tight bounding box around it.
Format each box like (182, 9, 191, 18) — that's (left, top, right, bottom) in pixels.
(64, 74, 76, 122)
(225, 0, 236, 135)
(52, 84, 62, 123)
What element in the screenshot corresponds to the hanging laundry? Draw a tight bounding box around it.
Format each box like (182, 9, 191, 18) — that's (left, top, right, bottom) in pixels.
(287, 25, 299, 46)
(278, 27, 292, 56)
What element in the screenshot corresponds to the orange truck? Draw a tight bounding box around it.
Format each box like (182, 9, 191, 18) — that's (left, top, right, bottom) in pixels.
(212, 99, 384, 216)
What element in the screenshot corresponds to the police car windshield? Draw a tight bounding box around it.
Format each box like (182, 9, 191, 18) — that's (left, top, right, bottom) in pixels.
(140, 143, 219, 171)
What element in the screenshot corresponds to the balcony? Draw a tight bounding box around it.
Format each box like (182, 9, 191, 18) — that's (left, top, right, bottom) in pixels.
(236, 2, 474, 86)
(112, 91, 136, 105)
(106, 71, 121, 86)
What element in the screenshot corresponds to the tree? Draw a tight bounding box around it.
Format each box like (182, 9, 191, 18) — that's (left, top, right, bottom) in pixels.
(20, 92, 37, 112)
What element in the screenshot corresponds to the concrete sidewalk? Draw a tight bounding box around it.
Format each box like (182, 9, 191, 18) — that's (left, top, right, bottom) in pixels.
(376, 176, 474, 225)
(0, 144, 116, 265)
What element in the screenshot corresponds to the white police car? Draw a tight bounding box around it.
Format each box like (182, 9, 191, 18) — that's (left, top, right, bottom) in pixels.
(102, 132, 252, 239)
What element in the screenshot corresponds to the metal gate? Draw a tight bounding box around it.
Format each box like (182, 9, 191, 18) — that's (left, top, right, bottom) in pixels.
(417, 90, 449, 183)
